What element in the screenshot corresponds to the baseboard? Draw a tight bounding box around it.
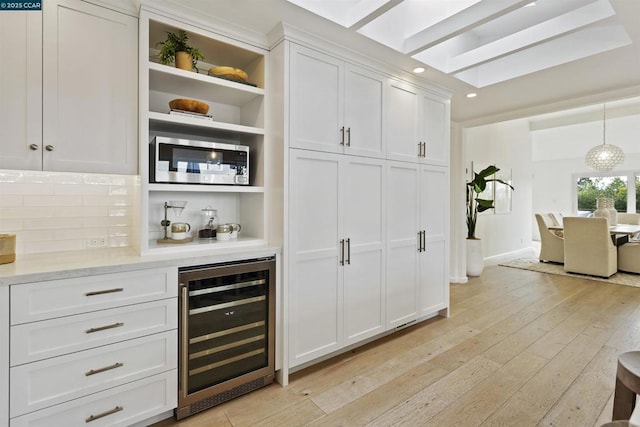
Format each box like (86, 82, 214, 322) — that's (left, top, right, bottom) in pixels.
(450, 275, 469, 284)
(485, 247, 536, 266)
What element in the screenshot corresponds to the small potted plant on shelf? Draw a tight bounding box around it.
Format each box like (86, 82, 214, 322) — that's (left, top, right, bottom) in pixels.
(466, 164, 514, 276)
(156, 29, 204, 72)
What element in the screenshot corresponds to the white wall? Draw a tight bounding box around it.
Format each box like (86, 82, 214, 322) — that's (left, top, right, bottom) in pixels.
(463, 119, 534, 264)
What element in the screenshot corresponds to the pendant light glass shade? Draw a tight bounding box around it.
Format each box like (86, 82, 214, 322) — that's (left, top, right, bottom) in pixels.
(585, 105, 625, 172)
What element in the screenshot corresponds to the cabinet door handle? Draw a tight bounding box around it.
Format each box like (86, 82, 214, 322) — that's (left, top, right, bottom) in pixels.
(423, 142, 427, 158)
(85, 288, 123, 296)
(85, 362, 123, 376)
(417, 142, 421, 157)
(340, 239, 345, 265)
(45, 144, 54, 152)
(346, 127, 351, 147)
(421, 230, 426, 252)
(346, 238, 351, 265)
(86, 406, 123, 423)
(29, 144, 39, 151)
(340, 126, 345, 145)
(86, 322, 124, 334)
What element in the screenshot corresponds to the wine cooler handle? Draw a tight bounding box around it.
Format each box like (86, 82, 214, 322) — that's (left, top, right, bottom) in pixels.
(180, 283, 189, 400)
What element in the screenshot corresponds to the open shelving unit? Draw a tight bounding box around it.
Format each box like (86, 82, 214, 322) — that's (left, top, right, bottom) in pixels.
(138, 11, 269, 255)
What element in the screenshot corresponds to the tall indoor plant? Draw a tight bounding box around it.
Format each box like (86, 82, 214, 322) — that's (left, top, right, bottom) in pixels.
(466, 164, 514, 276)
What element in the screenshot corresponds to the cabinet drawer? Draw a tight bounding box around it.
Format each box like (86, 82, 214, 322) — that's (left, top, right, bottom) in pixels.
(11, 299, 177, 365)
(11, 267, 178, 324)
(10, 370, 177, 427)
(10, 331, 177, 417)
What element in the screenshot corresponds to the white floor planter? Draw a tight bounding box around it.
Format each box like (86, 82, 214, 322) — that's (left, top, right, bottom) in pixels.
(466, 238, 484, 277)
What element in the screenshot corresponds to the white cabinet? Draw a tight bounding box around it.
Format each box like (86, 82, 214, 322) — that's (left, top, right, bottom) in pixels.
(387, 80, 449, 167)
(386, 162, 448, 329)
(0, 12, 42, 171)
(0, 0, 138, 174)
(7, 267, 178, 423)
(289, 44, 385, 158)
(139, 11, 270, 254)
(419, 165, 449, 315)
(289, 149, 385, 367)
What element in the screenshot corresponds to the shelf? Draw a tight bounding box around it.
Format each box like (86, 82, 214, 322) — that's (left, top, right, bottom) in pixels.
(149, 62, 264, 106)
(148, 112, 264, 137)
(148, 184, 265, 193)
(146, 236, 267, 254)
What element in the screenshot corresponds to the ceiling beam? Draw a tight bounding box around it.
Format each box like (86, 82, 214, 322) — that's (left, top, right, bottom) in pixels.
(348, 0, 404, 31)
(402, 0, 533, 55)
(445, 0, 616, 74)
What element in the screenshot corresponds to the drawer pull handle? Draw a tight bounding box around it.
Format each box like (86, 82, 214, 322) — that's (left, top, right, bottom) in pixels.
(85, 362, 123, 376)
(86, 322, 124, 334)
(85, 406, 123, 423)
(85, 288, 124, 296)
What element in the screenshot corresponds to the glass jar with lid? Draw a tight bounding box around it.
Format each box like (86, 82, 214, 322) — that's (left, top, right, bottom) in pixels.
(198, 206, 218, 239)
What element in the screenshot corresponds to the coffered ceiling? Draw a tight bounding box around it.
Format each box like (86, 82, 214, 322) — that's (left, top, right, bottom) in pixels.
(150, 0, 640, 125)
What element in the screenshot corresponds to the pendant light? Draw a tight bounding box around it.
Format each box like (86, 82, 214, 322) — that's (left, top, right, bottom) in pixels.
(585, 104, 625, 172)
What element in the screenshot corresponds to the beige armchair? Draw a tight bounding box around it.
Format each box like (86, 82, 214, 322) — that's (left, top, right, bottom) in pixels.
(535, 213, 564, 263)
(619, 213, 640, 225)
(618, 243, 640, 274)
(563, 217, 617, 278)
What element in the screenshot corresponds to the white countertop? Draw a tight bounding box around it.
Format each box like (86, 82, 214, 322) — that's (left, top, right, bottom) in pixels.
(0, 245, 281, 285)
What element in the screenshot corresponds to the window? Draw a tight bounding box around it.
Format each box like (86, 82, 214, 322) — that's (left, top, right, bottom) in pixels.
(577, 176, 627, 214)
(576, 173, 639, 215)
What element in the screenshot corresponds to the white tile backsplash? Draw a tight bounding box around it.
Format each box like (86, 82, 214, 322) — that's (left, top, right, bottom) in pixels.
(0, 170, 137, 255)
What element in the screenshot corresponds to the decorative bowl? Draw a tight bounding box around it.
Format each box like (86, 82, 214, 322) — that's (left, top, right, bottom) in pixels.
(168, 99, 209, 114)
(208, 66, 248, 82)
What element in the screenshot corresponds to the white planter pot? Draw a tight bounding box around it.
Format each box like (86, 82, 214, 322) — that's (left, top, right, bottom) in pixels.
(466, 238, 484, 277)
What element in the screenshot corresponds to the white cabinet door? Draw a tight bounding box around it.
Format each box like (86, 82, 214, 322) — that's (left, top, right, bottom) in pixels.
(0, 12, 42, 171)
(387, 80, 420, 163)
(289, 150, 342, 367)
(42, 0, 138, 174)
(386, 162, 420, 328)
(344, 64, 385, 158)
(289, 44, 343, 154)
(342, 157, 385, 345)
(419, 165, 449, 315)
(420, 93, 449, 166)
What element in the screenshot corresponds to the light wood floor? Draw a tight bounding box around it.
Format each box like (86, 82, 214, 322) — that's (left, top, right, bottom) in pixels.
(155, 265, 640, 427)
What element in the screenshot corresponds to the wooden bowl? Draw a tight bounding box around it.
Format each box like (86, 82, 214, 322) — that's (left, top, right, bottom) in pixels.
(208, 66, 248, 82)
(168, 99, 209, 115)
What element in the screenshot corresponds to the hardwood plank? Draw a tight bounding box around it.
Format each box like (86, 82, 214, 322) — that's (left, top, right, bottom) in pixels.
(368, 356, 502, 426)
(423, 351, 548, 426)
(540, 345, 618, 427)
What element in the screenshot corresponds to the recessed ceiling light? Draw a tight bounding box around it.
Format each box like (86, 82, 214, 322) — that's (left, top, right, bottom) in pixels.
(413, 67, 425, 74)
(466, 93, 477, 98)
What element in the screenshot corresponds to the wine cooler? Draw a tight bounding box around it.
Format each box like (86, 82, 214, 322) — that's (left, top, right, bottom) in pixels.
(176, 257, 276, 419)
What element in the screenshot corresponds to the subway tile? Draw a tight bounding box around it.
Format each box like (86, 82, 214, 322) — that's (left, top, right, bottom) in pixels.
(109, 236, 130, 247)
(108, 207, 130, 217)
(23, 195, 83, 207)
(51, 173, 84, 185)
(0, 170, 24, 183)
(54, 228, 85, 241)
(18, 230, 56, 242)
(0, 194, 24, 207)
(54, 206, 107, 218)
(0, 206, 55, 219)
(23, 239, 84, 254)
(82, 195, 133, 207)
(0, 182, 55, 195)
(23, 217, 78, 230)
(109, 186, 130, 196)
(54, 183, 110, 196)
(83, 175, 111, 185)
(109, 226, 131, 238)
(0, 219, 23, 232)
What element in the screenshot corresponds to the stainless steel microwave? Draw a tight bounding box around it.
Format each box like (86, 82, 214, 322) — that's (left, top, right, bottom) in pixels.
(150, 137, 249, 185)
